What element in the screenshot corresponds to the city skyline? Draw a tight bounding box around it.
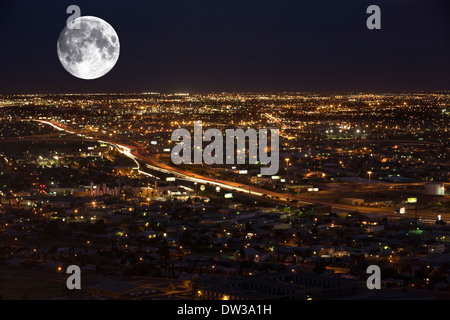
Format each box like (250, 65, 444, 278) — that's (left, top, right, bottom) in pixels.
(0, 90, 449, 302)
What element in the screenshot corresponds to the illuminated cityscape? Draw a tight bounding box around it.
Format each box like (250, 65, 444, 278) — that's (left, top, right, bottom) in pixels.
(0, 0, 449, 306)
(0, 91, 449, 300)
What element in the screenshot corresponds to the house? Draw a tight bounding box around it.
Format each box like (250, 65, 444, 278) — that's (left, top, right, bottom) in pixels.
(428, 243, 445, 255)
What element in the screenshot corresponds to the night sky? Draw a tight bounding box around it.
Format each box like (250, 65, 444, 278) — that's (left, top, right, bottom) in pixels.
(0, 0, 449, 94)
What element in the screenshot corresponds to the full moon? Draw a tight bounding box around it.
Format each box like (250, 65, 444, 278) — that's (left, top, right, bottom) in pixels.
(57, 16, 120, 80)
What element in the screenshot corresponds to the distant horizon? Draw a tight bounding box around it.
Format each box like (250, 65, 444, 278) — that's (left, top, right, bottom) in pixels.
(1, 89, 449, 97)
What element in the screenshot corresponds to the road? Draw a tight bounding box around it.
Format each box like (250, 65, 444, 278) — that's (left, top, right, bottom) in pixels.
(31, 119, 446, 221)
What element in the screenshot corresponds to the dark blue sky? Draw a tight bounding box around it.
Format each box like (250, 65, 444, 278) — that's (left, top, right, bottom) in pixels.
(0, 0, 449, 94)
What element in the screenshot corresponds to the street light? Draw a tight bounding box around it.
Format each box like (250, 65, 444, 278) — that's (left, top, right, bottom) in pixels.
(367, 171, 372, 204)
(284, 159, 291, 200)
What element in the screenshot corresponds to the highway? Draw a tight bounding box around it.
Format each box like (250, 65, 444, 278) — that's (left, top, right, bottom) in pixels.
(31, 119, 446, 221)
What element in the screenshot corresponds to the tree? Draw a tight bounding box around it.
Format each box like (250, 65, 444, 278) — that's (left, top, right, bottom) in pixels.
(313, 259, 326, 273)
(43, 221, 62, 238)
(158, 243, 170, 260)
(88, 219, 106, 233)
(182, 280, 192, 290)
(166, 283, 176, 292)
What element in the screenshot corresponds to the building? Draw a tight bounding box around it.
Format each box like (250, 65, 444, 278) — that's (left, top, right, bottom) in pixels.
(428, 243, 445, 255)
(87, 277, 192, 300)
(342, 198, 365, 206)
(425, 183, 445, 196)
(196, 272, 362, 300)
(87, 280, 167, 299)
